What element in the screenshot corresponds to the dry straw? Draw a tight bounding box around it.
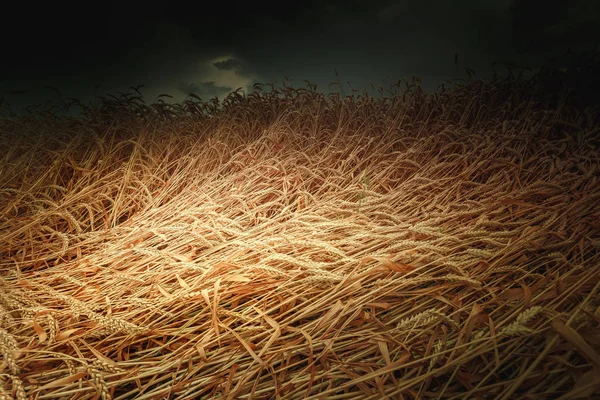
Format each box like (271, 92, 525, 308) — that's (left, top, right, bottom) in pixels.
(0, 77, 599, 399)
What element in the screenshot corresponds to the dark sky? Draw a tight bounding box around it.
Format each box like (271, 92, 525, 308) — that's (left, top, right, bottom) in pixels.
(2, 0, 599, 112)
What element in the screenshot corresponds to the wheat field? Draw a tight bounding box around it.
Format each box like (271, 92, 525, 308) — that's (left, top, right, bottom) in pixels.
(0, 77, 599, 399)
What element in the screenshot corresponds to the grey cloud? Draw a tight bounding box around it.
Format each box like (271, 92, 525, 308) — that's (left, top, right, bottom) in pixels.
(212, 57, 254, 78)
(213, 58, 243, 71)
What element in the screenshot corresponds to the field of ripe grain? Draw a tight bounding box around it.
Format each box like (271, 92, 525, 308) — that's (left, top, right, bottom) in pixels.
(1, 78, 599, 399)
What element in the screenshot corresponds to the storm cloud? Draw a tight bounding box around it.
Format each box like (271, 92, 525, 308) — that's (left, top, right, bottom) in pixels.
(2, 0, 598, 112)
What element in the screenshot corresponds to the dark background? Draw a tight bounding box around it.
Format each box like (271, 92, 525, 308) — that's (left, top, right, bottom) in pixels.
(2, 0, 599, 112)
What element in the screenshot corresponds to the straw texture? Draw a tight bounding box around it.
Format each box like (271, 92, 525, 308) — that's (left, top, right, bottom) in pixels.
(1, 79, 599, 399)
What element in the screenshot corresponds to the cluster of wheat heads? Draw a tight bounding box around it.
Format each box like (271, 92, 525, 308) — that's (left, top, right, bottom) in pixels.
(0, 78, 599, 399)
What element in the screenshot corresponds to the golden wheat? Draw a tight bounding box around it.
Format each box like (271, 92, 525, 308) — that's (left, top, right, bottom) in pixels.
(0, 76, 598, 399)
